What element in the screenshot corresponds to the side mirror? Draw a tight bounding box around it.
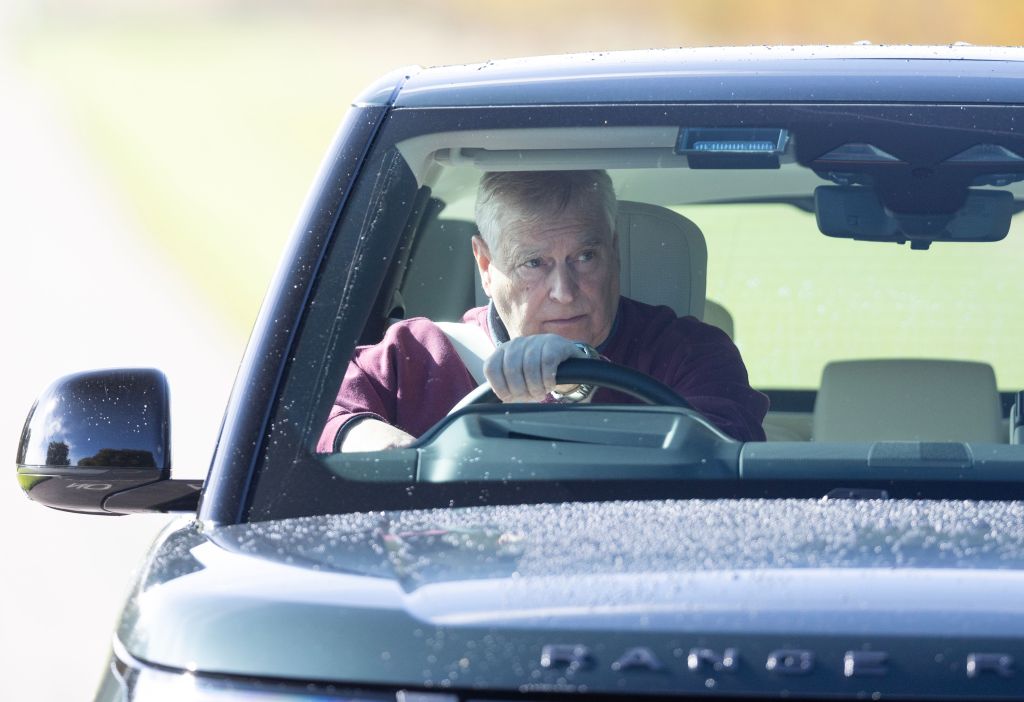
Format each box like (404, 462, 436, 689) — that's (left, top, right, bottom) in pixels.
(16, 369, 202, 515)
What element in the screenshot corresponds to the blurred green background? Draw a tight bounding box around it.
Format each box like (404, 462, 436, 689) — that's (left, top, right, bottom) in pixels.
(13, 0, 1024, 336)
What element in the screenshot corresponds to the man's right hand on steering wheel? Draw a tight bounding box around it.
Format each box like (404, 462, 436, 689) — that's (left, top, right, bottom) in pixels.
(483, 334, 596, 403)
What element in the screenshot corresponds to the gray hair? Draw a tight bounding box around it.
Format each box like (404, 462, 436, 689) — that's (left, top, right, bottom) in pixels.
(474, 170, 617, 254)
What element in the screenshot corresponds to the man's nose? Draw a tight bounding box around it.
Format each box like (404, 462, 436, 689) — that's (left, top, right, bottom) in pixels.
(548, 264, 577, 303)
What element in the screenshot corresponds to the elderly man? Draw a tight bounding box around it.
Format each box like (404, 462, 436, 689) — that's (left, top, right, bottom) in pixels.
(319, 170, 768, 452)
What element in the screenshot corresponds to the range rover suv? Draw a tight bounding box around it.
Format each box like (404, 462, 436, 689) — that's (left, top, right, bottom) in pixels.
(17, 45, 1024, 700)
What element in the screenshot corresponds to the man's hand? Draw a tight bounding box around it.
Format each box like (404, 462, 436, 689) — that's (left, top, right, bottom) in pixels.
(484, 334, 589, 403)
(340, 418, 416, 452)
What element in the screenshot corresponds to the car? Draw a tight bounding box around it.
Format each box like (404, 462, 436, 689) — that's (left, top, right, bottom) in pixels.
(15, 44, 1024, 700)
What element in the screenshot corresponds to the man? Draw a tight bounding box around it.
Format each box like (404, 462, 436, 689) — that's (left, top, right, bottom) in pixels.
(319, 170, 768, 452)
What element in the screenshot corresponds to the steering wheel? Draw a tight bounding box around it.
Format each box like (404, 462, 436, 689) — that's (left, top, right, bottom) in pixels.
(449, 358, 697, 413)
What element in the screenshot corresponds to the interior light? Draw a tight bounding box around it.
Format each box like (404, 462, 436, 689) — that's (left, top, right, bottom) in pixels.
(676, 127, 789, 169)
(677, 128, 789, 155)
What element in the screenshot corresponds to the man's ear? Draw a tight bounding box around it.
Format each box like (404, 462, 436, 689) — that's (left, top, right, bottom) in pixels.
(471, 235, 492, 297)
(468, 236, 493, 296)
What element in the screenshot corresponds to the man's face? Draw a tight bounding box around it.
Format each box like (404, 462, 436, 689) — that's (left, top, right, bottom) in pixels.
(473, 208, 620, 347)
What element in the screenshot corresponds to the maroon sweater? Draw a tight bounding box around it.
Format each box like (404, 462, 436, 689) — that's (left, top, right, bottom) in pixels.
(318, 297, 769, 451)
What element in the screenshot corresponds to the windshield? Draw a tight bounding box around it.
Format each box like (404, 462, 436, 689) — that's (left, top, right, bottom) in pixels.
(245, 102, 1024, 522)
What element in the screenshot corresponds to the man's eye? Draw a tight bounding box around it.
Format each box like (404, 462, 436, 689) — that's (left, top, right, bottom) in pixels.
(577, 250, 596, 262)
(522, 258, 543, 269)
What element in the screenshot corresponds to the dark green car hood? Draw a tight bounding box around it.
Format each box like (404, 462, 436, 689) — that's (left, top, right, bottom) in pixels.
(118, 499, 1024, 697)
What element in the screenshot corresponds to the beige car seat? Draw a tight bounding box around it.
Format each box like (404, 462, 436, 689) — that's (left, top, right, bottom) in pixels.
(812, 359, 1003, 443)
(609, 200, 708, 320)
(702, 299, 734, 340)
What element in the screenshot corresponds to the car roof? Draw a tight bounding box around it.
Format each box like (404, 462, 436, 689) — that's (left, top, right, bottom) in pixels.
(355, 45, 1024, 109)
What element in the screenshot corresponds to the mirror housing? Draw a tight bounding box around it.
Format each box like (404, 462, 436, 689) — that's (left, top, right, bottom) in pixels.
(16, 369, 201, 515)
(815, 185, 1013, 249)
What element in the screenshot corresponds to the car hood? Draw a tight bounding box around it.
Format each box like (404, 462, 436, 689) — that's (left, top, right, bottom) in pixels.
(119, 499, 1024, 697)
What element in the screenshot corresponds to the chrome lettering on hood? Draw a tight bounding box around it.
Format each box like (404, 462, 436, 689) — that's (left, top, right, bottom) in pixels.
(540, 646, 1017, 681)
(845, 650, 888, 677)
(766, 649, 814, 676)
(967, 653, 1015, 678)
(611, 648, 664, 672)
(688, 647, 739, 673)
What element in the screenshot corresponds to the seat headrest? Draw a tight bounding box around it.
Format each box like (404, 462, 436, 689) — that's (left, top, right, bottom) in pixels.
(812, 359, 1003, 442)
(703, 299, 734, 339)
(474, 201, 708, 319)
(615, 201, 707, 319)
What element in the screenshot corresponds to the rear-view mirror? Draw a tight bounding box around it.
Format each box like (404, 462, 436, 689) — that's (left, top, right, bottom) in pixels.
(815, 185, 1013, 249)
